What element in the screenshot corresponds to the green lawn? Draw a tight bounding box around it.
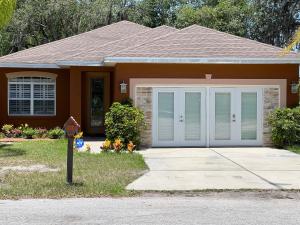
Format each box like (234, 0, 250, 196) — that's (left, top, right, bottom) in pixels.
(287, 146, 300, 154)
(0, 140, 147, 199)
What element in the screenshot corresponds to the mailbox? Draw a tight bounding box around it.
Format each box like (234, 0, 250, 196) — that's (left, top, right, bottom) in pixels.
(63, 116, 80, 138)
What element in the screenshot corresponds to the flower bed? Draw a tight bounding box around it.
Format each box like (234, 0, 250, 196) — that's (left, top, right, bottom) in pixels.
(0, 124, 65, 140)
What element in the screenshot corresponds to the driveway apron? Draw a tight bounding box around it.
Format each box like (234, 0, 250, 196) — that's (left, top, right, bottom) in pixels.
(127, 148, 300, 190)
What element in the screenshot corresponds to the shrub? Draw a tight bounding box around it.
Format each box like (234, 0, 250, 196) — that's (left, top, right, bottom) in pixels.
(22, 128, 37, 139)
(11, 128, 22, 138)
(2, 124, 14, 137)
(0, 132, 5, 139)
(17, 124, 29, 132)
(268, 107, 300, 148)
(105, 102, 146, 147)
(47, 127, 65, 139)
(35, 128, 48, 138)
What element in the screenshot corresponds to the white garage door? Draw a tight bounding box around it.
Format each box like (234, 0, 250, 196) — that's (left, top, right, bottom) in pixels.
(152, 87, 263, 147)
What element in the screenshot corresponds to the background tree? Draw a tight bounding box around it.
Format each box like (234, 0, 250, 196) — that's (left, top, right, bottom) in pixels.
(248, 0, 300, 47)
(1, 0, 300, 56)
(128, 0, 185, 27)
(175, 0, 250, 36)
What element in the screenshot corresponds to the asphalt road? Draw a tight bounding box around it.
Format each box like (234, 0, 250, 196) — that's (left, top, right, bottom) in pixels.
(1, 194, 300, 225)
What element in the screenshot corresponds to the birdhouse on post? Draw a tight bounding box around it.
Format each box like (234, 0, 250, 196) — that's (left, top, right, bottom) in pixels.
(63, 116, 80, 184)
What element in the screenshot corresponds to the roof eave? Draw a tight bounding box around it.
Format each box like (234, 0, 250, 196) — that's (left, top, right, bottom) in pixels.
(104, 57, 300, 65)
(56, 60, 104, 68)
(0, 63, 61, 69)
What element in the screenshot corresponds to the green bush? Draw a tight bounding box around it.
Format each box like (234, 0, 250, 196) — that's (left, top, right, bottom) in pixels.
(22, 128, 38, 139)
(268, 107, 300, 148)
(1, 124, 14, 137)
(47, 127, 65, 139)
(105, 102, 146, 147)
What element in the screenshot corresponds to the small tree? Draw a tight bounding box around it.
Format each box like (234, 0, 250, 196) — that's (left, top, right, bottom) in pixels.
(105, 102, 146, 148)
(0, 0, 16, 29)
(284, 28, 300, 54)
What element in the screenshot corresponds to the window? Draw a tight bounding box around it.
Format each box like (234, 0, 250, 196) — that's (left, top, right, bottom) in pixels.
(8, 76, 56, 116)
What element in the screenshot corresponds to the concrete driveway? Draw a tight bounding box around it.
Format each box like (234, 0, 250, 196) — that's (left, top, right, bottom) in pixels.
(127, 148, 300, 190)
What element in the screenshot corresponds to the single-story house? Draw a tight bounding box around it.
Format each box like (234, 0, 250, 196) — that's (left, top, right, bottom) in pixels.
(0, 21, 299, 147)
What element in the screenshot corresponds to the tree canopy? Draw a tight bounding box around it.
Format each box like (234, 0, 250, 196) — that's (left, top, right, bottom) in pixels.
(0, 0, 299, 56)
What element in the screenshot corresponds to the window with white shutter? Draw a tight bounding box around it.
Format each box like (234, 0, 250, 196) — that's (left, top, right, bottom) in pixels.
(8, 76, 56, 116)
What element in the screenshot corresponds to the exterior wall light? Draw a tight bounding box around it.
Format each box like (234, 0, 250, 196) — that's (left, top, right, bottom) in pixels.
(291, 82, 299, 94)
(120, 80, 128, 94)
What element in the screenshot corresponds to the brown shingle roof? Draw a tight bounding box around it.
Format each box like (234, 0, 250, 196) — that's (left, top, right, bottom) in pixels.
(0, 21, 151, 64)
(0, 21, 298, 67)
(59, 25, 178, 62)
(112, 25, 297, 59)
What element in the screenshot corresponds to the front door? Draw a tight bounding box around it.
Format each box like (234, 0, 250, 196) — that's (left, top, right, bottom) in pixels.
(86, 72, 110, 135)
(152, 88, 206, 147)
(210, 88, 263, 146)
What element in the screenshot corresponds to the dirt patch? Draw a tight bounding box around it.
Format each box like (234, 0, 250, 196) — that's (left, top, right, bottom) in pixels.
(1, 164, 60, 173)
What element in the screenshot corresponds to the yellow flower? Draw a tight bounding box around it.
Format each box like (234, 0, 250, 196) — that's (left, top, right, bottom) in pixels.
(101, 139, 111, 152)
(127, 141, 136, 153)
(74, 132, 83, 139)
(113, 138, 123, 153)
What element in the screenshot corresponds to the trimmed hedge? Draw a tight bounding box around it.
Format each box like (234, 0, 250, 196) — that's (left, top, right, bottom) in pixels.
(268, 107, 300, 148)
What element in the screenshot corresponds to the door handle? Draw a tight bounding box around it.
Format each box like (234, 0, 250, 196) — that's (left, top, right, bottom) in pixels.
(232, 114, 236, 122)
(179, 115, 184, 122)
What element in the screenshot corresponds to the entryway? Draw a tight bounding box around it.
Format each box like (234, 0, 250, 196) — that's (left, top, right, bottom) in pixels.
(152, 87, 263, 147)
(85, 72, 110, 135)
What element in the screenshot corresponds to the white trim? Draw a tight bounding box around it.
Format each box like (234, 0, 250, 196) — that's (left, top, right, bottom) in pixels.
(56, 61, 104, 67)
(6, 71, 58, 79)
(209, 87, 263, 146)
(0, 63, 60, 69)
(7, 76, 56, 116)
(104, 57, 300, 65)
(152, 87, 206, 147)
(151, 86, 264, 147)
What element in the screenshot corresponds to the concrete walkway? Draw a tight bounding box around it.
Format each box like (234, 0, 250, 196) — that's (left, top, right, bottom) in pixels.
(127, 148, 300, 190)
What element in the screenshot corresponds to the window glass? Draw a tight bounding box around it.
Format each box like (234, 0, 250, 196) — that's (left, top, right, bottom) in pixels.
(8, 76, 56, 115)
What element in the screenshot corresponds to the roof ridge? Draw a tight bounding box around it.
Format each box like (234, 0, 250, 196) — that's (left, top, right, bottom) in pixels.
(0, 21, 148, 60)
(107, 25, 183, 58)
(185, 24, 290, 53)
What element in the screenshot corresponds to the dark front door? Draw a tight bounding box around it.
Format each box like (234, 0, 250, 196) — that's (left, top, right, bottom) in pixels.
(86, 72, 110, 135)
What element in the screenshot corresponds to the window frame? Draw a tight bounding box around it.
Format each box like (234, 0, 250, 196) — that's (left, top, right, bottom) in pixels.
(7, 74, 57, 117)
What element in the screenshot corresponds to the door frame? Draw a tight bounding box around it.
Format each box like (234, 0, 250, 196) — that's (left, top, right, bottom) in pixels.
(152, 86, 264, 147)
(209, 87, 263, 146)
(85, 72, 110, 135)
(152, 87, 206, 147)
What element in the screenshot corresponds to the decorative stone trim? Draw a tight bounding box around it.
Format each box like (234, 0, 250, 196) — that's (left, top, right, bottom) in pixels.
(136, 87, 153, 148)
(263, 87, 280, 146)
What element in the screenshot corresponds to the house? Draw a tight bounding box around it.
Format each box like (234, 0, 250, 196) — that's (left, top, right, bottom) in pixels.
(0, 21, 299, 147)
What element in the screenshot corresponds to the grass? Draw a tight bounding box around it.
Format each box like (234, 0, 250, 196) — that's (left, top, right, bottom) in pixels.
(0, 140, 147, 199)
(287, 145, 300, 154)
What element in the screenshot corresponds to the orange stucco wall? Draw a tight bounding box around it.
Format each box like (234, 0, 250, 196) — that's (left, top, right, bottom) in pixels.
(113, 63, 299, 107)
(0, 63, 299, 131)
(0, 68, 70, 129)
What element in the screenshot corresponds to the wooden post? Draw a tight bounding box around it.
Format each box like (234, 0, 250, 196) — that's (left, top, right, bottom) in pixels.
(63, 116, 80, 185)
(67, 137, 74, 184)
